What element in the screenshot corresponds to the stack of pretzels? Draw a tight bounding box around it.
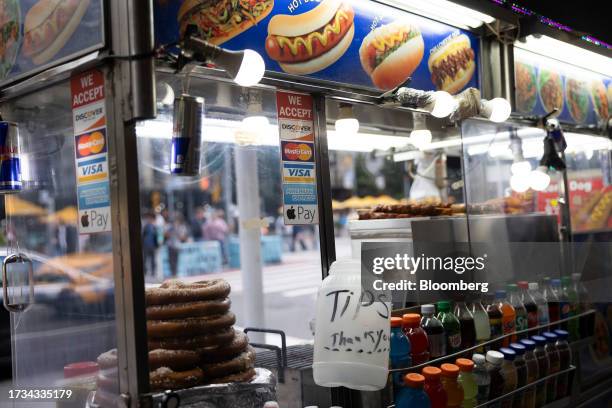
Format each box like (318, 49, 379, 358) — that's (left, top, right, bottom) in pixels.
(145, 279, 256, 390)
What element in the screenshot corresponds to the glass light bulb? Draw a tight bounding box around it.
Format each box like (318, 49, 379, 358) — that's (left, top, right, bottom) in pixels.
(510, 173, 530, 193)
(335, 118, 360, 134)
(410, 129, 432, 148)
(430, 91, 458, 118)
(511, 160, 531, 175)
(529, 167, 551, 191)
(487, 98, 512, 122)
(234, 49, 265, 87)
(242, 115, 269, 128)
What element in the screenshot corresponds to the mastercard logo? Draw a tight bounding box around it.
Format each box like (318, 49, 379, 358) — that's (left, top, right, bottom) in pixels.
(77, 131, 105, 157)
(283, 143, 313, 161)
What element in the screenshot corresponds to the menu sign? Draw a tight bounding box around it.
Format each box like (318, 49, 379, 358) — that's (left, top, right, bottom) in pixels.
(154, 0, 480, 93)
(514, 48, 612, 126)
(0, 0, 104, 87)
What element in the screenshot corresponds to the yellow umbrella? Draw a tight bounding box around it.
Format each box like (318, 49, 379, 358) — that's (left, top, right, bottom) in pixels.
(44, 206, 79, 224)
(4, 196, 47, 216)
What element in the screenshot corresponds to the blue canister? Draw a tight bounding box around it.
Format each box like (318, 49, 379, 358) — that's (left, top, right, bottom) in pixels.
(0, 121, 22, 192)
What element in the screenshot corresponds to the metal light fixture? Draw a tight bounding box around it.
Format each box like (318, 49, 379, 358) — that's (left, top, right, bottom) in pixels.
(380, 87, 458, 118)
(335, 103, 360, 135)
(410, 113, 432, 149)
(480, 98, 512, 123)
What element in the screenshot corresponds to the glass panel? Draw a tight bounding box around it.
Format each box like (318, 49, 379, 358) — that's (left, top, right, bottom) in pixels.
(0, 80, 117, 405)
(136, 73, 322, 346)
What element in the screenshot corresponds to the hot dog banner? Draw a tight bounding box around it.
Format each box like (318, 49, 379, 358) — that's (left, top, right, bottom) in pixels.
(514, 48, 612, 126)
(154, 0, 480, 93)
(0, 0, 104, 87)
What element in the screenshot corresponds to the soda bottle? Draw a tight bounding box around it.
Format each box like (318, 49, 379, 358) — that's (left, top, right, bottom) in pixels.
(390, 317, 412, 388)
(553, 329, 571, 398)
(542, 277, 560, 328)
(519, 339, 538, 408)
(485, 350, 505, 408)
(509, 343, 527, 408)
(421, 304, 446, 358)
(528, 283, 550, 330)
(456, 358, 477, 408)
(552, 279, 569, 331)
(543, 332, 559, 403)
(508, 284, 528, 339)
(499, 348, 517, 408)
(455, 301, 476, 350)
(441, 363, 464, 408)
(519, 281, 538, 331)
(395, 373, 432, 408)
(531, 335, 549, 407)
(572, 273, 593, 337)
(561, 276, 579, 341)
(486, 295, 503, 349)
(472, 300, 491, 353)
(497, 290, 516, 346)
(403, 313, 430, 365)
(471, 353, 490, 406)
(422, 366, 448, 408)
(437, 301, 462, 354)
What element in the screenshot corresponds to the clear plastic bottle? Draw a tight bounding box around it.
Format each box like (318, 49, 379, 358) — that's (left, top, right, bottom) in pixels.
(456, 358, 477, 408)
(395, 373, 432, 408)
(497, 290, 516, 346)
(519, 339, 538, 408)
(455, 301, 477, 350)
(554, 329, 572, 398)
(499, 348, 517, 408)
(438, 301, 462, 354)
(531, 335, 549, 407)
(508, 284, 528, 340)
(421, 304, 446, 359)
(422, 366, 448, 408)
(509, 343, 527, 408)
(485, 350, 505, 408)
(441, 363, 464, 408)
(390, 317, 412, 388)
(486, 294, 504, 350)
(528, 283, 550, 330)
(561, 276, 579, 341)
(573, 273, 592, 338)
(519, 281, 538, 330)
(471, 353, 490, 406)
(542, 277, 560, 328)
(552, 279, 569, 330)
(472, 300, 491, 353)
(543, 332, 559, 403)
(403, 313, 430, 365)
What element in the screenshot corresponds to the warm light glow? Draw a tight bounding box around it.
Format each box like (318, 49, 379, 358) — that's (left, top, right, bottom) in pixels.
(510, 173, 530, 193)
(242, 115, 269, 128)
(380, 0, 494, 29)
(482, 98, 512, 122)
(410, 129, 433, 148)
(430, 91, 457, 118)
(530, 166, 551, 191)
(233, 49, 265, 87)
(511, 160, 532, 175)
(335, 118, 360, 135)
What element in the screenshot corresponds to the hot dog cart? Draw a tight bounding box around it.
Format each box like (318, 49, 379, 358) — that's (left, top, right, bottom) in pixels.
(0, 0, 610, 407)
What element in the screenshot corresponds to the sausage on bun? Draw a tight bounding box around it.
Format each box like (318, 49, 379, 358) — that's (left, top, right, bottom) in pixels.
(359, 20, 424, 90)
(22, 0, 91, 66)
(428, 33, 475, 94)
(265, 0, 355, 75)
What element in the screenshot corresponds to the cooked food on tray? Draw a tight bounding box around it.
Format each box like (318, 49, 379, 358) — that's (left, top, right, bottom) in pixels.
(566, 77, 590, 123)
(265, 0, 354, 75)
(514, 61, 537, 113)
(428, 33, 475, 94)
(178, 0, 274, 45)
(358, 200, 465, 220)
(538, 68, 563, 115)
(590, 79, 609, 120)
(0, 0, 21, 79)
(359, 20, 424, 90)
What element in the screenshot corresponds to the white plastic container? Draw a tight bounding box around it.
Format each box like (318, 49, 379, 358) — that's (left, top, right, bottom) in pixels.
(348, 218, 415, 259)
(313, 259, 391, 391)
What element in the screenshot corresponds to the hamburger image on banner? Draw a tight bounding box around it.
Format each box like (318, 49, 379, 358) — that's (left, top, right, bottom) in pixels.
(359, 20, 424, 90)
(428, 33, 475, 94)
(265, 0, 355, 75)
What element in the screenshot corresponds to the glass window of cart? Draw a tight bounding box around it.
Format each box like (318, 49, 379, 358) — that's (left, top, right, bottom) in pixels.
(136, 73, 322, 344)
(0, 80, 117, 405)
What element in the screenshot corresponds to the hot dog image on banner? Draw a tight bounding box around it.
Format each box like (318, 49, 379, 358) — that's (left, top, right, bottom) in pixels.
(154, 0, 480, 93)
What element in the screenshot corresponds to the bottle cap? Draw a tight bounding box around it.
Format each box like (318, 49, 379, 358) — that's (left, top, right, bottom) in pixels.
(441, 363, 460, 377)
(520, 339, 536, 350)
(517, 281, 529, 289)
(456, 358, 474, 371)
(495, 289, 506, 299)
(486, 351, 504, 365)
(554, 329, 569, 340)
(421, 304, 435, 315)
(543, 332, 558, 342)
(531, 335, 547, 346)
(528, 282, 539, 290)
(422, 366, 442, 379)
(542, 276, 551, 283)
(437, 301, 450, 312)
(403, 313, 421, 326)
(404, 373, 425, 388)
(391, 317, 403, 327)
(551, 278, 561, 287)
(64, 361, 99, 379)
(509, 342, 526, 355)
(571, 273, 581, 280)
(500, 347, 516, 360)
(561, 276, 571, 285)
(471, 353, 486, 364)
(507, 283, 518, 292)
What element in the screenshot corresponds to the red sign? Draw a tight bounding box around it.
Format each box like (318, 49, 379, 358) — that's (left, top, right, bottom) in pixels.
(276, 91, 313, 120)
(71, 69, 105, 109)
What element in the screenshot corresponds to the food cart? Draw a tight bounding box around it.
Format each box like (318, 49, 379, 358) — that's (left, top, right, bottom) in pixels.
(0, 0, 610, 407)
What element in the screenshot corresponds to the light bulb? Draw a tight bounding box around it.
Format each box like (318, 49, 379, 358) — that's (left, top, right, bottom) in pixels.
(233, 49, 265, 87)
(584, 148, 594, 160)
(510, 173, 530, 193)
(410, 129, 432, 148)
(335, 118, 360, 134)
(511, 160, 531, 175)
(242, 115, 269, 128)
(529, 166, 551, 191)
(430, 91, 458, 118)
(483, 98, 511, 122)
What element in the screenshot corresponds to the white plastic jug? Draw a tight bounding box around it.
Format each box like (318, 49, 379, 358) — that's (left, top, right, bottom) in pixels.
(313, 259, 391, 391)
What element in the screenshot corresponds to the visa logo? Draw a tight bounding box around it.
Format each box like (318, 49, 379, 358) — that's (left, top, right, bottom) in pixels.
(81, 164, 104, 175)
(288, 168, 312, 177)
